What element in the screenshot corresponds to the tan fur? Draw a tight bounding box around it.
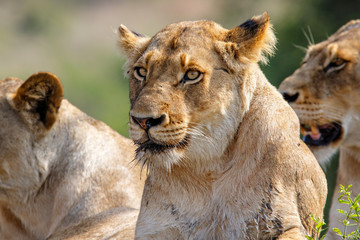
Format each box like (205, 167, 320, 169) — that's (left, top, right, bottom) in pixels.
(119, 13, 327, 239)
(279, 20, 360, 239)
(0, 72, 145, 239)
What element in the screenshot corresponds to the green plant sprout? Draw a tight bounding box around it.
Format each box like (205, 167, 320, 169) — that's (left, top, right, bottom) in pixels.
(332, 185, 360, 240)
(306, 185, 360, 240)
(305, 214, 326, 240)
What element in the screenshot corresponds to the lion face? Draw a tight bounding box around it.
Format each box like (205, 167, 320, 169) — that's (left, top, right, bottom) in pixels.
(119, 13, 275, 170)
(279, 20, 360, 162)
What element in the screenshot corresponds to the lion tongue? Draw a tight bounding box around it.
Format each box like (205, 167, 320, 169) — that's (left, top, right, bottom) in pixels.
(309, 125, 321, 140)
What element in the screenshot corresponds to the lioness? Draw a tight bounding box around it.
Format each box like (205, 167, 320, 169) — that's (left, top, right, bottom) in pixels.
(0, 72, 145, 239)
(279, 20, 360, 239)
(118, 12, 327, 239)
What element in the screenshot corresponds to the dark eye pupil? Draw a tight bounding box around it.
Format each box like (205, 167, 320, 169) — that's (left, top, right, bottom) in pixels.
(136, 68, 146, 77)
(324, 58, 346, 73)
(331, 58, 343, 66)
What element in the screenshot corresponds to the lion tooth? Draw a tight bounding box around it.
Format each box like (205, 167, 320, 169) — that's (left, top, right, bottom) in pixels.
(310, 125, 320, 135)
(308, 125, 321, 140)
(300, 125, 307, 136)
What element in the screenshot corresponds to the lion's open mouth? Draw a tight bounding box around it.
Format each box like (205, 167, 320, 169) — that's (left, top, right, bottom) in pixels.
(300, 122, 342, 146)
(136, 137, 189, 154)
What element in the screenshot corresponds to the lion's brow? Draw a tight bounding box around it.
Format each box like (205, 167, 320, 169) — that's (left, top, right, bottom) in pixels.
(144, 51, 154, 66)
(180, 54, 188, 69)
(171, 27, 189, 50)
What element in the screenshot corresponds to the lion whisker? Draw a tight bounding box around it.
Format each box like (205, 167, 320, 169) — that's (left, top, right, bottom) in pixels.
(302, 26, 315, 47)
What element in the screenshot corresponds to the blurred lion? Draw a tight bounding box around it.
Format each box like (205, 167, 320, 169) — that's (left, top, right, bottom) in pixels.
(0, 72, 145, 239)
(279, 20, 360, 239)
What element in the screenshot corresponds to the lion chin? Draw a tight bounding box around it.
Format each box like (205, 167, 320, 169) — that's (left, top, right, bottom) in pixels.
(135, 145, 184, 172)
(132, 129, 188, 171)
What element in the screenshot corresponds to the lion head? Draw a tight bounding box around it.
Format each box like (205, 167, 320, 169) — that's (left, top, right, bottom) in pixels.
(119, 13, 275, 171)
(279, 20, 360, 163)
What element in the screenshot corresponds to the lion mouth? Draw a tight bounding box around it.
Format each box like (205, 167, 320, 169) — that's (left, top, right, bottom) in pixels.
(136, 137, 189, 154)
(300, 122, 342, 146)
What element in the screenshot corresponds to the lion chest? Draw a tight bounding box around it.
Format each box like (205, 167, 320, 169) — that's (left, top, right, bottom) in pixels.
(137, 176, 284, 239)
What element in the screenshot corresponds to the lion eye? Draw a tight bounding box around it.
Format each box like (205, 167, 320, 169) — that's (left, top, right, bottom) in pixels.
(182, 69, 203, 84)
(134, 67, 147, 81)
(324, 58, 347, 73)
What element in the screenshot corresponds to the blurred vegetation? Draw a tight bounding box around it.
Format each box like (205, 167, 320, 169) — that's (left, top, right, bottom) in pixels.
(0, 0, 359, 233)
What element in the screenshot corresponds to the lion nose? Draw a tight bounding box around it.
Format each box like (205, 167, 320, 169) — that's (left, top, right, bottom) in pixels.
(131, 114, 166, 130)
(281, 92, 299, 103)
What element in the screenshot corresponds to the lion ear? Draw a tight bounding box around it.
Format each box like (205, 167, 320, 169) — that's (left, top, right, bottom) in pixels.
(10, 72, 64, 130)
(218, 12, 276, 64)
(118, 24, 150, 59)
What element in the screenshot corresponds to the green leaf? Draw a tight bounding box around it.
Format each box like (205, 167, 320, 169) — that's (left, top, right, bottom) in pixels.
(354, 204, 360, 212)
(354, 193, 360, 203)
(349, 217, 359, 223)
(316, 220, 324, 230)
(343, 219, 350, 226)
(338, 193, 345, 199)
(319, 235, 326, 240)
(346, 184, 353, 192)
(305, 236, 313, 240)
(346, 231, 355, 238)
(338, 199, 349, 205)
(332, 227, 343, 236)
(337, 209, 347, 215)
(349, 214, 359, 222)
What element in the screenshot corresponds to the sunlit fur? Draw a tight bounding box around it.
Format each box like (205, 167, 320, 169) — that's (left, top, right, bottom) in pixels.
(0, 73, 145, 240)
(279, 20, 360, 240)
(119, 13, 327, 239)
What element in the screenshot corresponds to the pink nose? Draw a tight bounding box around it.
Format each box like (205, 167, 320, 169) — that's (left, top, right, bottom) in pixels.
(131, 115, 165, 130)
